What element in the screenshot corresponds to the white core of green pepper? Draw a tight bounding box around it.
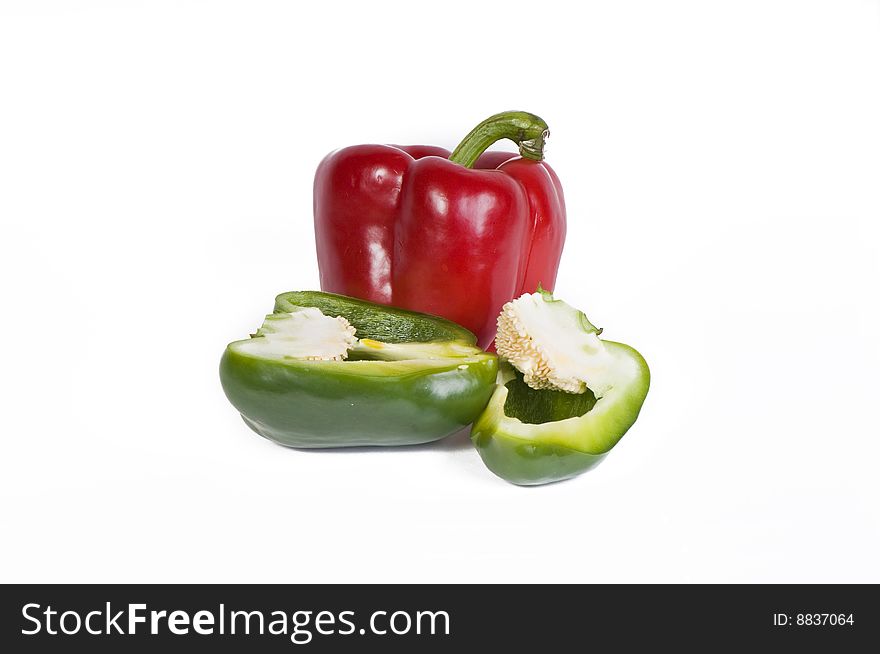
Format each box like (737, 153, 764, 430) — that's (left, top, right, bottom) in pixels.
(495, 291, 616, 396)
(237, 307, 358, 361)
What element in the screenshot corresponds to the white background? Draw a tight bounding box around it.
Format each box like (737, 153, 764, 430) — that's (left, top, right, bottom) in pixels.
(1, 0, 878, 583)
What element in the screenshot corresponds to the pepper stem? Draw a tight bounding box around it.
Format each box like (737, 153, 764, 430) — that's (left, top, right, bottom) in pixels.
(448, 111, 549, 168)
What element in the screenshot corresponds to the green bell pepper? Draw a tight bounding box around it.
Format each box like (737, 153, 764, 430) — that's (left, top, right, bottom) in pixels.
(220, 291, 497, 448)
(471, 290, 650, 485)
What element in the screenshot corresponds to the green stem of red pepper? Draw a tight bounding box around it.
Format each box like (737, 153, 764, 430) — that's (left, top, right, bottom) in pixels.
(448, 111, 549, 168)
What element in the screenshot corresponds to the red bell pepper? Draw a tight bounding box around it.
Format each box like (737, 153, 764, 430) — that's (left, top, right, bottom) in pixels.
(313, 111, 566, 348)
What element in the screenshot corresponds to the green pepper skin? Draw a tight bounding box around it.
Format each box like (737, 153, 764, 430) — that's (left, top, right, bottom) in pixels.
(471, 343, 649, 485)
(471, 436, 607, 486)
(220, 291, 498, 448)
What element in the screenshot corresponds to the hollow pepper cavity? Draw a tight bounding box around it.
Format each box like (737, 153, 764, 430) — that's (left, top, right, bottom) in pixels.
(220, 291, 498, 448)
(314, 111, 566, 348)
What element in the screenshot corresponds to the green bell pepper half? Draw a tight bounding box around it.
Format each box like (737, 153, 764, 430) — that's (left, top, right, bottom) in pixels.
(471, 343, 650, 486)
(220, 291, 498, 448)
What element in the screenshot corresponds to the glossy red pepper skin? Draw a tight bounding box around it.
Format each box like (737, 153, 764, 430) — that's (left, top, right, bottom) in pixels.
(313, 112, 565, 348)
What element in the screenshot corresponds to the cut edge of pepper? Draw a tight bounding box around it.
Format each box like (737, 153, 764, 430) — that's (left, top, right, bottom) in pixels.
(225, 338, 497, 377)
(472, 341, 650, 455)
